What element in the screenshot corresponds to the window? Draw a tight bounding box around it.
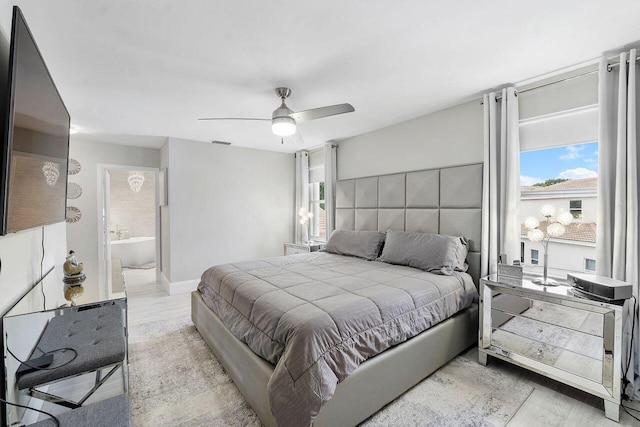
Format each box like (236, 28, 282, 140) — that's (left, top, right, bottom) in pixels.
(309, 182, 325, 240)
(570, 200, 582, 219)
(520, 141, 597, 276)
(520, 242, 525, 263)
(584, 258, 596, 272)
(531, 249, 539, 265)
(307, 149, 326, 241)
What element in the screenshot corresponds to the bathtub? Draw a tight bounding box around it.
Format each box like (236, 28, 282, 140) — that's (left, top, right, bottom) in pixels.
(111, 236, 155, 268)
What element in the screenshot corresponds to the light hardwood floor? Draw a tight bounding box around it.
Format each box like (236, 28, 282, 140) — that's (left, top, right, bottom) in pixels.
(125, 269, 640, 426)
(40, 268, 640, 426)
(125, 268, 190, 327)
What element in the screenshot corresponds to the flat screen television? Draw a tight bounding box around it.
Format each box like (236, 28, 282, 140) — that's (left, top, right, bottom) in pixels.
(0, 6, 70, 235)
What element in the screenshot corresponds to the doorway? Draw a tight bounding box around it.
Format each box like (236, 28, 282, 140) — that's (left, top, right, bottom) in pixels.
(97, 165, 161, 295)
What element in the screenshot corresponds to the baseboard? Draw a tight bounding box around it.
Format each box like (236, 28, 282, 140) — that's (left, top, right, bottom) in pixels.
(169, 279, 199, 295)
(160, 272, 199, 296)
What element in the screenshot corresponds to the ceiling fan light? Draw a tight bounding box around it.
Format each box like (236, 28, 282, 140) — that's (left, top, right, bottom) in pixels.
(272, 116, 296, 136)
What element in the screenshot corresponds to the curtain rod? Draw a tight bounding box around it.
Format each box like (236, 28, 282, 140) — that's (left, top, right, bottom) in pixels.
(481, 53, 640, 104)
(481, 69, 597, 104)
(607, 53, 640, 70)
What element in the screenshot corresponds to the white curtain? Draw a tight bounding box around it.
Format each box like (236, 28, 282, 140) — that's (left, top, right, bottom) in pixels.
(324, 143, 337, 237)
(481, 87, 521, 277)
(596, 49, 640, 398)
(295, 151, 309, 244)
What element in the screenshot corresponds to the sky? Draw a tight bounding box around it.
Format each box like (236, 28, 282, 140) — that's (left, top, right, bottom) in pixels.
(520, 142, 598, 186)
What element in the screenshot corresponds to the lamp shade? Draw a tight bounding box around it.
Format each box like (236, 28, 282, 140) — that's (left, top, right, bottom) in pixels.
(540, 204, 556, 217)
(527, 229, 544, 242)
(523, 216, 539, 230)
(272, 116, 296, 136)
(547, 223, 565, 238)
(557, 211, 573, 226)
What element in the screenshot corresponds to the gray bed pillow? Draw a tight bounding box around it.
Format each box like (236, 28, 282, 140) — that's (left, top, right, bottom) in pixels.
(323, 230, 386, 260)
(379, 229, 469, 275)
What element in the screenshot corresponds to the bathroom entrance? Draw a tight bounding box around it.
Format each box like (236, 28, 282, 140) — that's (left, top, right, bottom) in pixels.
(108, 168, 156, 265)
(98, 165, 160, 294)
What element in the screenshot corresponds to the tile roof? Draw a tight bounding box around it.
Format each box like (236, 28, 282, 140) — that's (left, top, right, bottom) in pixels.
(522, 177, 597, 191)
(521, 220, 596, 243)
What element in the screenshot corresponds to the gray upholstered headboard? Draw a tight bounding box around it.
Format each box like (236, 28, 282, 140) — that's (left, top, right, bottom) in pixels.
(335, 162, 483, 285)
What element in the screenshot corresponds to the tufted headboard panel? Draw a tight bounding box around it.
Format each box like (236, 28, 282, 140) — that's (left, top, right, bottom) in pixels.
(335, 162, 483, 285)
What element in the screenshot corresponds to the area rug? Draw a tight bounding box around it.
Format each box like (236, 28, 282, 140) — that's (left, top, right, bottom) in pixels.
(128, 316, 534, 427)
(128, 316, 260, 426)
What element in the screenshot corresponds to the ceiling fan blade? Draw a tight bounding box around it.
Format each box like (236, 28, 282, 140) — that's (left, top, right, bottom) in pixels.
(289, 103, 355, 123)
(283, 129, 305, 145)
(197, 117, 270, 121)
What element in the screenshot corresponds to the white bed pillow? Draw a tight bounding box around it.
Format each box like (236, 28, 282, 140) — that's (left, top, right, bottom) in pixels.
(378, 229, 469, 275)
(323, 230, 386, 260)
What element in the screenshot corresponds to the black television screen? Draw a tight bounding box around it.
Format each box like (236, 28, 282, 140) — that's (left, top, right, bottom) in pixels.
(0, 7, 70, 235)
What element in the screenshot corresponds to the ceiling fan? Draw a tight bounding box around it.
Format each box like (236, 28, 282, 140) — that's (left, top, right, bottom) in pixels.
(198, 87, 355, 144)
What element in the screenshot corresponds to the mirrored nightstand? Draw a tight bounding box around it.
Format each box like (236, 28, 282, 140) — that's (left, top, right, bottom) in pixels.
(479, 274, 628, 422)
(283, 242, 324, 256)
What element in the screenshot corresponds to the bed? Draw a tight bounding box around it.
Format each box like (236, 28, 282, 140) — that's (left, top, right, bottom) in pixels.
(192, 163, 484, 426)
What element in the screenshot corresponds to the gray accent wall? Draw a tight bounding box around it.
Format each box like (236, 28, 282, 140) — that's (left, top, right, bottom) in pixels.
(337, 100, 484, 180)
(335, 100, 484, 284)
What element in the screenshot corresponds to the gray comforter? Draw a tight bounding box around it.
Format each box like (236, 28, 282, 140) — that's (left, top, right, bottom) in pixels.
(197, 252, 477, 426)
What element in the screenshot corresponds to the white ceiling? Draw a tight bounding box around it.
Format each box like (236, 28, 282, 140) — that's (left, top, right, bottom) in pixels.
(10, 0, 640, 152)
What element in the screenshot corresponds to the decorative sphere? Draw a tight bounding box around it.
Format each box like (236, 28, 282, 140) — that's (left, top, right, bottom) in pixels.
(540, 204, 556, 217)
(307, 212, 314, 219)
(557, 211, 573, 226)
(299, 218, 307, 225)
(523, 216, 540, 230)
(527, 229, 545, 242)
(547, 223, 565, 237)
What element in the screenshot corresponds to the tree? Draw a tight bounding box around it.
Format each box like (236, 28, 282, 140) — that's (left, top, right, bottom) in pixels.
(533, 178, 569, 187)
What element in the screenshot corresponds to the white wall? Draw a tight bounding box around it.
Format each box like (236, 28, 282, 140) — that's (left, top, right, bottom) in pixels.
(521, 196, 597, 223)
(162, 138, 294, 288)
(523, 239, 596, 277)
(337, 100, 483, 179)
(0, 224, 67, 314)
(66, 138, 160, 262)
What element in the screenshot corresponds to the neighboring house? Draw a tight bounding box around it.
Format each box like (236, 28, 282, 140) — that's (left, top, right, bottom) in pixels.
(521, 178, 597, 277)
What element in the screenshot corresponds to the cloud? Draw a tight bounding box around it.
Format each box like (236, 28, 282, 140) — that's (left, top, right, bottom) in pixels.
(584, 158, 597, 164)
(559, 145, 585, 160)
(557, 167, 598, 179)
(521, 175, 543, 186)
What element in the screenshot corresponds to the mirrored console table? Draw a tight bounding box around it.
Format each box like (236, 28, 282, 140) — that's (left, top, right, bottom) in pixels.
(1, 262, 128, 426)
(479, 274, 627, 422)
